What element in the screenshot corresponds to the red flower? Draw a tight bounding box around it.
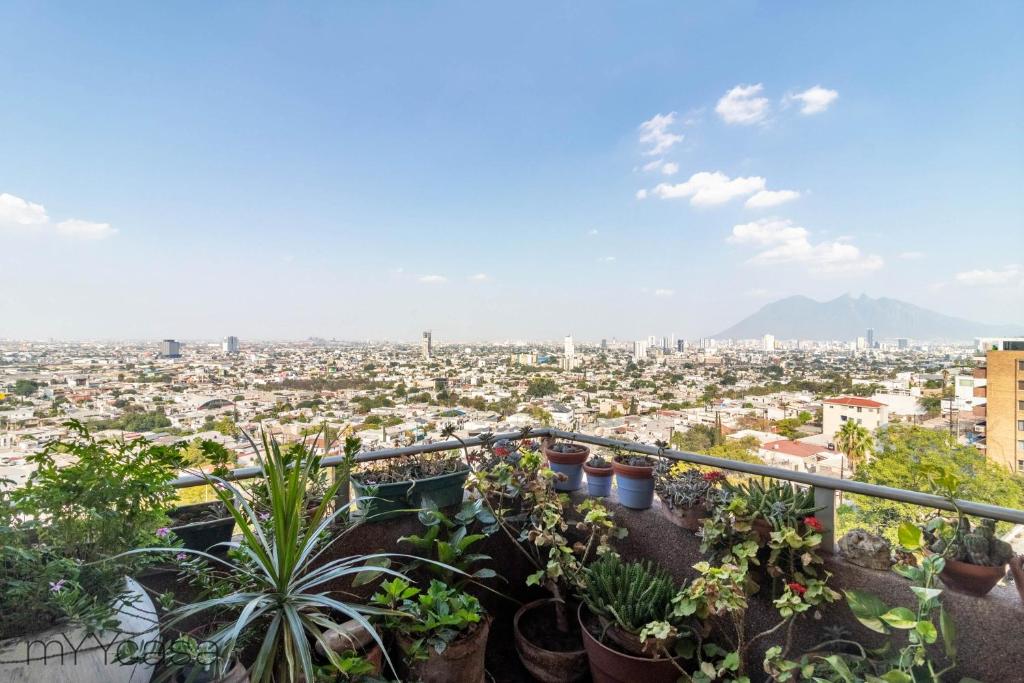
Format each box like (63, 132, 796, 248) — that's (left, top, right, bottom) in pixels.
(787, 582, 807, 596)
(494, 446, 511, 457)
(803, 516, 824, 532)
(702, 471, 726, 482)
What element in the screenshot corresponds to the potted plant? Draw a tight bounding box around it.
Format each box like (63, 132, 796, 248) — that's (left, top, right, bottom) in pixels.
(654, 462, 724, 531)
(0, 421, 180, 683)
(922, 466, 1013, 596)
(611, 454, 658, 509)
(371, 577, 490, 683)
(578, 554, 689, 683)
(722, 478, 819, 545)
(167, 632, 249, 683)
(351, 425, 470, 521)
(542, 439, 590, 491)
(583, 454, 613, 497)
(465, 439, 625, 682)
(147, 431, 447, 683)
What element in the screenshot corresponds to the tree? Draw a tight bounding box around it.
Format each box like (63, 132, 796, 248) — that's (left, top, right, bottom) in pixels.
(12, 379, 39, 397)
(840, 424, 1024, 543)
(918, 395, 942, 415)
(528, 405, 553, 426)
(835, 420, 873, 471)
(525, 377, 558, 398)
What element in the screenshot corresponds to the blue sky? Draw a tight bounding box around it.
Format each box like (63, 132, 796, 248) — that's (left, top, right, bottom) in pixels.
(2, 2, 1022, 341)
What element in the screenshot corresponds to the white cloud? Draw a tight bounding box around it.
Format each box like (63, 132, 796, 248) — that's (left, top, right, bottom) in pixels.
(715, 84, 770, 125)
(661, 162, 679, 176)
(587, 229, 599, 236)
(954, 265, 1022, 287)
(898, 251, 925, 260)
(638, 112, 683, 156)
(653, 288, 674, 297)
(0, 192, 49, 228)
(468, 273, 489, 282)
(787, 86, 839, 115)
(745, 189, 800, 209)
(635, 189, 648, 200)
(652, 171, 765, 206)
(729, 218, 883, 274)
(56, 219, 117, 240)
(598, 256, 616, 263)
(418, 275, 448, 283)
(642, 159, 663, 172)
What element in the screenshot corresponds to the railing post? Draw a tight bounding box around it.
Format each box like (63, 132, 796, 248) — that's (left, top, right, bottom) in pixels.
(813, 485, 837, 553)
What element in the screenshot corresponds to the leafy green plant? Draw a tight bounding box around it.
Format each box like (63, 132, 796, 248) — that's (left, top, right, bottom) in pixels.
(723, 478, 819, 530)
(1, 420, 182, 639)
(398, 499, 498, 590)
(922, 465, 1013, 567)
(370, 577, 485, 659)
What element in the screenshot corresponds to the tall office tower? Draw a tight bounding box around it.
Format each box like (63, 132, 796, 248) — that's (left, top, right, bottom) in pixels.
(648, 335, 657, 347)
(974, 339, 1024, 472)
(676, 339, 685, 352)
(633, 340, 649, 363)
(600, 338, 608, 350)
(421, 331, 432, 360)
(897, 338, 909, 350)
(856, 336, 867, 350)
(222, 336, 240, 354)
(562, 334, 576, 370)
(866, 328, 875, 349)
(762, 334, 775, 352)
(160, 339, 181, 358)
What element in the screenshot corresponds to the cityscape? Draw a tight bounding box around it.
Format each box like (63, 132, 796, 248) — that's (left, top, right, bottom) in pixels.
(2, 2, 1023, 682)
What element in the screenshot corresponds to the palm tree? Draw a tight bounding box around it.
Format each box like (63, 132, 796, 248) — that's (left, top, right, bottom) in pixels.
(835, 420, 873, 472)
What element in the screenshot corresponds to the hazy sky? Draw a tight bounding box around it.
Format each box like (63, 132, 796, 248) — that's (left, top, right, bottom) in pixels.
(2, 2, 1022, 342)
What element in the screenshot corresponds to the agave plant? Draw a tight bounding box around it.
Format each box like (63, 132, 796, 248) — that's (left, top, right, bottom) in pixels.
(140, 429, 445, 683)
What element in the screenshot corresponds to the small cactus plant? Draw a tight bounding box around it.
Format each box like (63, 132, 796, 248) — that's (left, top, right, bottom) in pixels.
(928, 517, 1013, 567)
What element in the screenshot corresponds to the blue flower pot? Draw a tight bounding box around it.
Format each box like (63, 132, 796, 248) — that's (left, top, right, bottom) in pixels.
(543, 443, 590, 492)
(612, 459, 656, 509)
(585, 470, 613, 497)
(549, 461, 584, 491)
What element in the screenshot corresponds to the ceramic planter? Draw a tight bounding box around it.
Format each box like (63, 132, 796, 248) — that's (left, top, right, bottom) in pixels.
(938, 557, 1007, 596)
(513, 599, 588, 683)
(351, 467, 469, 521)
(175, 659, 249, 683)
(584, 463, 613, 497)
(0, 577, 159, 683)
(168, 501, 234, 552)
(543, 444, 590, 491)
(578, 604, 682, 683)
(612, 459, 655, 510)
(657, 498, 707, 532)
(398, 616, 490, 683)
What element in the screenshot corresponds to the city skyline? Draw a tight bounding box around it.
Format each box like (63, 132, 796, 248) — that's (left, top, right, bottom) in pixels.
(1, 3, 1022, 340)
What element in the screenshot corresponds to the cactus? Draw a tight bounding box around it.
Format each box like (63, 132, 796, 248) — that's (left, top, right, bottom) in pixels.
(945, 517, 1013, 567)
(581, 553, 677, 634)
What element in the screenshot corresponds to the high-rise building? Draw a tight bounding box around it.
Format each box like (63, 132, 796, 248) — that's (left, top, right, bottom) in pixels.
(897, 338, 909, 350)
(562, 334, 577, 370)
(866, 328, 875, 349)
(763, 334, 775, 352)
(974, 341, 1024, 472)
(676, 339, 686, 352)
(222, 336, 240, 354)
(600, 338, 608, 350)
(160, 339, 181, 358)
(633, 340, 649, 363)
(421, 331, 432, 360)
(648, 335, 657, 347)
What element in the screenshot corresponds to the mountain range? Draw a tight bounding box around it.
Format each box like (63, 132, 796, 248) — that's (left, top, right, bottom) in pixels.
(713, 294, 1022, 342)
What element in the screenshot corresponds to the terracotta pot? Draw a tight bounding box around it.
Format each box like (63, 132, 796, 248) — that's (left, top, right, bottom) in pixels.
(543, 443, 590, 465)
(1009, 556, 1024, 604)
(584, 463, 614, 497)
(579, 604, 683, 683)
(612, 459, 655, 510)
(938, 557, 1007, 597)
(513, 599, 588, 683)
(583, 463, 613, 478)
(398, 615, 490, 683)
(658, 499, 707, 532)
(177, 659, 249, 683)
(610, 458, 655, 479)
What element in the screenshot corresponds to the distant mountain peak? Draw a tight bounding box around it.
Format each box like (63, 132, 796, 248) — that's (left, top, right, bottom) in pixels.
(713, 294, 1021, 342)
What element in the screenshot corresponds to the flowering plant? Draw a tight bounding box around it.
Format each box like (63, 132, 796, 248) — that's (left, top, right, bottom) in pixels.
(655, 462, 725, 512)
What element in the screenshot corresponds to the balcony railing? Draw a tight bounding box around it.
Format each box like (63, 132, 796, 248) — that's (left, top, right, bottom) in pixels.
(170, 426, 1024, 552)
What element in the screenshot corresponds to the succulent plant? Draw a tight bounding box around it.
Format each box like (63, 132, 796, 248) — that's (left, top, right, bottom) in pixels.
(655, 464, 722, 511)
(586, 454, 611, 468)
(581, 553, 677, 635)
(931, 517, 1014, 567)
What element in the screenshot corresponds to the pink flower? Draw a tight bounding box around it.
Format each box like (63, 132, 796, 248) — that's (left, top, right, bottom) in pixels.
(702, 471, 726, 482)
(803, 516, 824, 532)
(49, 579, 67, 593)
(156, 527, 171, 538)
(787, 582, 806, 596)
(176, 552, 188, 561)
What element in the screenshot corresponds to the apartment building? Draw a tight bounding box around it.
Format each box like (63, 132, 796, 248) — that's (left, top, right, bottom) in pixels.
(973, 340, 1024, 472)
(822, 396, 889, 440)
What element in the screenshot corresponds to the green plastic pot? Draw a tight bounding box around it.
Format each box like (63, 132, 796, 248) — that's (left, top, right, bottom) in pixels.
(351, 468, 470, 521)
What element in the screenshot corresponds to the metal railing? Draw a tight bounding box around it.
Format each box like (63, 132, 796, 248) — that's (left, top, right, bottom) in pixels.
(170, 426, 1024, 551)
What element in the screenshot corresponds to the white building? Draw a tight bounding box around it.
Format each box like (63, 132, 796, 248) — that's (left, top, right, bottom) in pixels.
(822, 396, 889, 440)
(763, 334, 775, 352)
(633, 340, 649, 363)
(222, 336, 240, 354)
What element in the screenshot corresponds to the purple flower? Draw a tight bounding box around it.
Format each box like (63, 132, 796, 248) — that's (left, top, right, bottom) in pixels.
(49, 579, 67, 593)
(156, 527, 171, 539)
(258, 512, 270, 521)
(175, 552, 188, 561)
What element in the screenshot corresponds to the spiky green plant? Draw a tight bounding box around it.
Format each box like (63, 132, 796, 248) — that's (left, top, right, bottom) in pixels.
(130, 429, 452, 683)
(724, 478, 819, 529)
(582, 553, 677, 634)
